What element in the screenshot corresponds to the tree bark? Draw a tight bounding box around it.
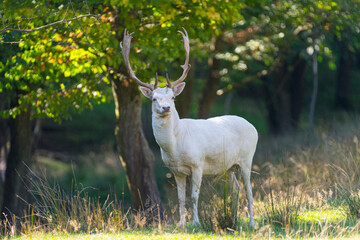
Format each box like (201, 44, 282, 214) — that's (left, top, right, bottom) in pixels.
(223, 93, 233, 115)
(0, 119, 9, 208)
(335, 47, 353, 110)
(109, 13, 164, 222)
(289, 58, 307, 128)
(262, 55, 307, 135)
(262, 64, 291, 135)
(1, 105, 32, 220)
(0, 119, 9, 168)
(0, 93, 10, 207)
(307, 47, 318, 136)
(198, 36, 224, 119)
(111, 76, 164, 221)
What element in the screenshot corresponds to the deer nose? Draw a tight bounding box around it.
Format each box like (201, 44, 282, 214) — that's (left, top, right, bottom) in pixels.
(162, 106, 170, 112)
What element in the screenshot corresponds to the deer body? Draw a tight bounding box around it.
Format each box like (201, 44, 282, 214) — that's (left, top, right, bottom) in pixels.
(154, 113, 257, 176)
(120, 28, 257, 227)
(147, 86, 257, 226)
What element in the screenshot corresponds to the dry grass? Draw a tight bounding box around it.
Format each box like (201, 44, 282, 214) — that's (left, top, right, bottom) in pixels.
(199, 173, 241, 232)
(1, 116, 360, 239)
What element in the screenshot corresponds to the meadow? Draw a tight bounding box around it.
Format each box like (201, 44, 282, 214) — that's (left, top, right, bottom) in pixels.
(1, 113, 360, 239)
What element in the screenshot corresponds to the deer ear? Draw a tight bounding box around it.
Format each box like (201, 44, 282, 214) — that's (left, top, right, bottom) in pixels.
(139, 87, 153, 99)
(173, 82, 186, 97)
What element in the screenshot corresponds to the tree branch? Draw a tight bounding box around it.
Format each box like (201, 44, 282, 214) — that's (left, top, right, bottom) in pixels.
(0, 14, 94, 33)
(3, 12, 55, 28)
(0, 11, 6, 29)
(69, 0, 99, 55)
(216, 69, 269, 95)
(0, 40, 24, 44)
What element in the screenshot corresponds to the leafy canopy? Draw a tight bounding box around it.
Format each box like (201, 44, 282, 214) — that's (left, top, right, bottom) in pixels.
(0, 0, 246, 121)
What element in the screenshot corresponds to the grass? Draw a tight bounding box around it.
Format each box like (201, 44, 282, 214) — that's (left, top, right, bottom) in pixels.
(199, 173, 241, 232)
(1, 115, 360, 239)
(4, 232, 250, 240)
(2, 193, 360, 239)
(261, 186, 304, 227)
(298, 209, 346, 223)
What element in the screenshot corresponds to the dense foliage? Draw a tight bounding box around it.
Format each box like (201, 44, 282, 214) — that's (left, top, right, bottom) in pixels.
(0, 1, 108, 121)
(0, 0, 248, 120)
(1, 0, 359, 121)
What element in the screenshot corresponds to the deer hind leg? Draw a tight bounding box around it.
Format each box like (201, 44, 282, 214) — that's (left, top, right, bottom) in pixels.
(191, 167, 203, 226)
(174, 173, 187, 227)
(227, 170, 241, 226)
(240, 164, 254, 227)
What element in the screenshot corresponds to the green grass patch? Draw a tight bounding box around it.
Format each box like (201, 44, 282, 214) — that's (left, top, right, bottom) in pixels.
(298, 209, 346, 223)
(37, 156, 71, 177)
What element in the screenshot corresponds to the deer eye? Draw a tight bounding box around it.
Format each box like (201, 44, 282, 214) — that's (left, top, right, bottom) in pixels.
(152, 98, 157, 102)
(171, 97, 175, 100)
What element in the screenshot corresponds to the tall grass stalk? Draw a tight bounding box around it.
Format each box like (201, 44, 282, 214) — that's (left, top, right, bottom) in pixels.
(22, 171, 127, 233)
(199, 172, 241, 232)
(262, 185, 304, 228)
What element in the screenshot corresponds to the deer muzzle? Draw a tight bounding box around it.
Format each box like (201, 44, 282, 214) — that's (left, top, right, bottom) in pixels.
(162, 106, 171, 112)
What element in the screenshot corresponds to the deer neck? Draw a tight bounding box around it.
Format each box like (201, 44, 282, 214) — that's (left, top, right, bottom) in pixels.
(152, 108, 180, 153)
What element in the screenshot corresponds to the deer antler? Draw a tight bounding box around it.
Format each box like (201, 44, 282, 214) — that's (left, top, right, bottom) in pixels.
(120, 29, 157, 90)
(167, 27, 191, 88)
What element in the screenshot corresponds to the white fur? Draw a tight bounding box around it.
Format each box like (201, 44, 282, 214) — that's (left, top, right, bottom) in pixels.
(140, 85, 258, 227)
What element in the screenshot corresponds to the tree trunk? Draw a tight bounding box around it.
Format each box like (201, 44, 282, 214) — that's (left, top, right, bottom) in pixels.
(335, 47, 353, 110)
(0, 119, 9, 207)
(198, 36, 224, 119)
(262, 63, 291, 135)
(0, 119, 9, 167)
(262, 55, 307, 134)
(307, 46, 318, 136)
(111, 76, 164, 221)
(1, 105, 32, 220)
(223, 93, 233, 115)
(0, 93, 10, 207)
(289, 58, 307, 128)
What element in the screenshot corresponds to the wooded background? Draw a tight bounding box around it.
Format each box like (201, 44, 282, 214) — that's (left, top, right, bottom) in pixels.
(0, 0, 359, 221)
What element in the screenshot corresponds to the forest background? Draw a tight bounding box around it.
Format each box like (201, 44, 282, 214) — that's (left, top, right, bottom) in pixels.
(0, 0, 359, 238)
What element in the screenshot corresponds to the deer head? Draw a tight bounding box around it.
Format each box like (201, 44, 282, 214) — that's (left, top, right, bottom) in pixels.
(120, 28, 191, 115)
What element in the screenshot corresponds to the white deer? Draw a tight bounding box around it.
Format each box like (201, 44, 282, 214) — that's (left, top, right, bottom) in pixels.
(120, 28, 258, 227)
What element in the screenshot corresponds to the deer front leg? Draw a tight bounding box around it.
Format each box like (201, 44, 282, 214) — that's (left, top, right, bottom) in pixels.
(191, 167, 203, 226)
(174, 173, 186, 227)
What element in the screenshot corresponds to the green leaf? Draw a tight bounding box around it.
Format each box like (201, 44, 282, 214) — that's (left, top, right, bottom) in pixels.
(64, 70, 71, 77)
(328, 61, 336, 70)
